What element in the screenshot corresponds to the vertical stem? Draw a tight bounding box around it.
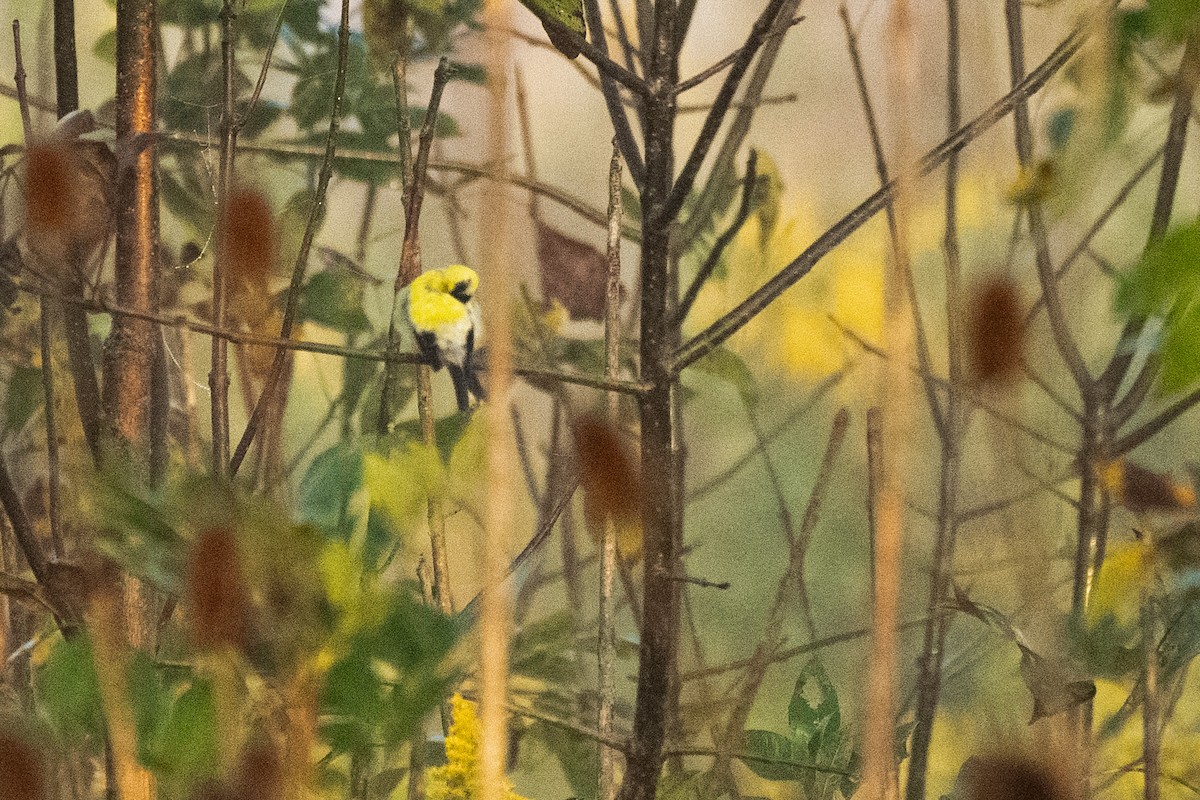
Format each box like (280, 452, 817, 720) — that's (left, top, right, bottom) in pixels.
(210, 0, 237, 475)
(599, 140, 623, 800)
(904, 2, 963, 796)
(479, 4, 514, 800)
(109, 0, 163, 733)
(863, 3, 916, 800)
(53, 0, 78, 117)
(39, 309, 65, 559)
(1141, 535, 1160, 800)
(621, 3, 678, 800)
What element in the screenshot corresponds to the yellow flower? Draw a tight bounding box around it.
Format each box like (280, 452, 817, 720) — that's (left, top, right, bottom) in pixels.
(425, 695, 529, 800)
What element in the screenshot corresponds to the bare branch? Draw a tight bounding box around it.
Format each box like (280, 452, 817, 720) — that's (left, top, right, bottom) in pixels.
(674, 18, 1092, 372)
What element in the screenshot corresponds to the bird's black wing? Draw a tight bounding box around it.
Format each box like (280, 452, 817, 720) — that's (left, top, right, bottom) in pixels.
(414, 330, 443, 370)
(464, 327, 487, 401)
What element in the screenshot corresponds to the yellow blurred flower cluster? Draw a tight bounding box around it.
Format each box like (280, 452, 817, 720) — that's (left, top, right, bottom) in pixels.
(425, 694, 529, 800)
(684, 174, 999, 381)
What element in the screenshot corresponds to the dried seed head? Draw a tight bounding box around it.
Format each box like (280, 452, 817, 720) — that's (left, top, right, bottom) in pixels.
(222, 189, 276, 285)
(573, 415, 641, 560)
(24, 141, 116, 276)
(186, 527, 249, 653)
(968, 278, 1024, 386)
(0, 732, 45, 800)
(235, 739, 282, 800)
(956, 754, 1071, 800)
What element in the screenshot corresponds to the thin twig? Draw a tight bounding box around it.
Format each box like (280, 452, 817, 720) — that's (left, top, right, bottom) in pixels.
(659, 0, 792, 224)
(675, 149, 756, 324)
(687, 369, 847, 500)
(0, 451, 48, 586)
(673, 18, 1092, 371)
(210, 0, 239, 474)
(229, 0, 353, 475)
(673, 15, 804, 94)
(599, 139, 623, 800)
(1023, 148, 1163, 328)
(906, 1, 964, 793)
(1006, 0, 1091, 392)
(583, 0, 646, 187)
(236, 0, 287, 131)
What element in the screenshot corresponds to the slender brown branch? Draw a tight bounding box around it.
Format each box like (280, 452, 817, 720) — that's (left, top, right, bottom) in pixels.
(162, 132, 642, 242)
(1009, 0, 1091, 391)
(1104, 35, 1200, 414)
(674, 17, 1091, 371)
(229, 0, 352, 476)
(52, 0, 78, 118)
(379, 56, 451, 443)
(673, 15, 804, 94)
(0, 451, 48, 587)
(210, 0, 238, 474)
(236, 0, 287, 131)
(583, 0, 646, 187)
(599, 140, 623, 800)
(659, 0, 791, 224)
(675, 149, 756, 323)
(906, 2, 964, 794)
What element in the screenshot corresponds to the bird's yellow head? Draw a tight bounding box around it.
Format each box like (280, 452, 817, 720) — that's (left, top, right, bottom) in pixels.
(442, 264, 479, 304)
(411, 269, 449, 297)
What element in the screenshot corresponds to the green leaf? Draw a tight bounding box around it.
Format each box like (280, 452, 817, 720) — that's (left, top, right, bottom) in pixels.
(36, 636, 104, 741)
(517, 0, 585, 57)
(160, 160, 217, 234)
(1149, 0, 1200, 38)
(448, 61, 487, 84)
(741, 729, 802, 781)
(301, 270, 371, 335)
(363, 443, 445, 531)
(1116, 221, 1200, 393)
(387, 410, 474, 462)
(692, 347, 758, 407)
(93, 29, 117, 64)
(787, 658, 842, 750)
(128, 650, 170, 763)
(5, 365, 43, 436)
(298, 442, 364, 536)
(321, 651, 383, 754)
(152, 680, 219, 784)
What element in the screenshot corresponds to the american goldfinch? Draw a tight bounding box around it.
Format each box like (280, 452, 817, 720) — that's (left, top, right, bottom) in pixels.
(406, 265, 487, 412)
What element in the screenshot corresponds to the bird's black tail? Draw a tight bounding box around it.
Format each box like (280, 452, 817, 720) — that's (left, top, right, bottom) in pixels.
(447, 364, 471, 413)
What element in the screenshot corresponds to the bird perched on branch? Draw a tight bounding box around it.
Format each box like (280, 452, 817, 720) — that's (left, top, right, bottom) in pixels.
(406, 264, 487, 413)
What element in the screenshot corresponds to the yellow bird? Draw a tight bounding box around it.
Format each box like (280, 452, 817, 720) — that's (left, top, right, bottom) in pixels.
(406, 265, 486, 412)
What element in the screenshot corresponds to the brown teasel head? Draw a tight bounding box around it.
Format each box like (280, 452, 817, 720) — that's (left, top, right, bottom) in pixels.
(233, 738, 282, 800)
(186, 527, 250, 653)
(955, 754, 1073, 800)
(968, 278, 1024, 387)
(222, 189, 276, 287)
(573, 414, 640, 530)
(0, 732, 46, 800)
(24, 141, 116, 274)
